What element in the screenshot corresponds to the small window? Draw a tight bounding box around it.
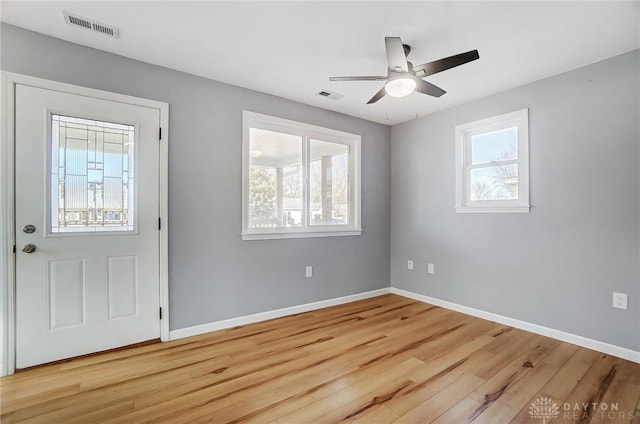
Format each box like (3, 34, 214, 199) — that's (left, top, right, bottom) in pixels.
(242, 111, 361, 240)
(455, 109, 530, 213)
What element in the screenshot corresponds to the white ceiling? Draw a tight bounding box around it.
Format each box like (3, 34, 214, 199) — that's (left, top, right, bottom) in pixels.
(1, 1, 638, 125)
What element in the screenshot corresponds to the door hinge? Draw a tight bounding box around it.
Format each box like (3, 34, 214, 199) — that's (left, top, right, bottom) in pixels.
(13, 245, 16, 254)
(159, 127, 162, 141)
(158, 217, 162, 230)
(159, 307, 163, 320)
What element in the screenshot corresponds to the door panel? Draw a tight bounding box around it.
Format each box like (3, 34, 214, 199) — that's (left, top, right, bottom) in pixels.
(15, 84, 161, 368)
(48, 258, 86, 329)
(107, 255, 138, 319)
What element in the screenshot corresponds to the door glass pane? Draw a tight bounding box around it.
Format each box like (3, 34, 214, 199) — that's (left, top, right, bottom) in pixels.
(471, 127, 517, 165)
(248, 128, 302, 228)
(470, 165, 519, 201)
(309, 139, 349, 225)
(51, 114, 135, 233)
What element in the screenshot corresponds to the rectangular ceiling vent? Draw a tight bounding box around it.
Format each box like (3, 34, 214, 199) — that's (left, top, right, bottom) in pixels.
(317, 90, 344, 101)
(63, 11, 120, 38)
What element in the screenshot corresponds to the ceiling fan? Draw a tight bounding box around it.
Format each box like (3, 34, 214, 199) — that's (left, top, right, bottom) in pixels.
(330, 37, 479, 104)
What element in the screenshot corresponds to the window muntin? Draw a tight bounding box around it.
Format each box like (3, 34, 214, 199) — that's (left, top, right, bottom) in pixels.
(50, 114, 135, 233)
(455, 109, 529, 213)
(242, 112, 361, 240)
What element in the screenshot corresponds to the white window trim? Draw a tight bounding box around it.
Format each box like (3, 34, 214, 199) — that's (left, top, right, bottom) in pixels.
(455, 108, 530, 213)
(242, 111, 362, 240)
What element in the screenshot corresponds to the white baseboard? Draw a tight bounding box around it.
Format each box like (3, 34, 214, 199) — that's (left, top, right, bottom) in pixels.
(169, 288, 391, 340)
(168, 285, 639, 364)
(390, 287, 640, 364)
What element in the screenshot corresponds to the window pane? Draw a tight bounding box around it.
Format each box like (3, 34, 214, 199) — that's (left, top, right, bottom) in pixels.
(470, 164, 518, 201)
(281, 164, 303, 227)
(51, 114, 135, 233)
(471, 127, 517, 165)
(309, 139, 349, 225)
(248, 128, 302, 228)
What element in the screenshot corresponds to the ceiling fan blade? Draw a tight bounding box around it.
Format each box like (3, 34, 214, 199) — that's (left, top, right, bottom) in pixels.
(385, 37, 408, 73)
(330, 76, 388, 81)
(416, 79, 446, 98)
(367, 86, 386, 104)
(413, 50, 479, 78)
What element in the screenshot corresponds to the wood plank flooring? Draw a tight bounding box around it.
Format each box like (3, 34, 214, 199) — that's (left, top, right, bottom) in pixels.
(1, 294, 639, 423)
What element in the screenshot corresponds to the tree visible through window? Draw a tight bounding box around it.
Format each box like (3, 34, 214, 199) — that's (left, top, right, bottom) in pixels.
(242, 112, 361, 240)
(469, 127, 518, 201)
(455, 109, 530, 213)
(248, 165, 277, 227)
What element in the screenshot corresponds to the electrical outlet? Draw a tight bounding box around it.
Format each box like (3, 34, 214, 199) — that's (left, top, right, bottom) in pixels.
(612, 292, 628, 310)
(427, 263, 434, 274)
(306, 266, 313, 278)
(407, 260, 413, 270)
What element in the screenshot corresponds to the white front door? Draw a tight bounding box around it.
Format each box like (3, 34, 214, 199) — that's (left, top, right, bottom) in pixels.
(15, 84, 161, 369)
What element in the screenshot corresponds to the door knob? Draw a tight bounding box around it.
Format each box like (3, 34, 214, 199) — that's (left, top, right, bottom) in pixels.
(22, 224, 36, 234)
(22, 244, 37, 254)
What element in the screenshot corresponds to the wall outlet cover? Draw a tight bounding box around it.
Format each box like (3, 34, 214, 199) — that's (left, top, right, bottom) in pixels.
(305, 266, 313, 278)
(407, 260, 413, 270)
(612, 292, 628, 310)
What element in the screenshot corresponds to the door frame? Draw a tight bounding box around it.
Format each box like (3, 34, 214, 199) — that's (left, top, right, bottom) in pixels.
(0, 72, 170, 376)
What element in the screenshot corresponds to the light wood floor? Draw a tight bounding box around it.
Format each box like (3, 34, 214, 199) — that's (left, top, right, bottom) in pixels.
(1, 294, 639, 423)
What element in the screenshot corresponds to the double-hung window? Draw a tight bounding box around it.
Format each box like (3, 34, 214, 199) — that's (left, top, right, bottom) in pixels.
(455, 108, 530, 213)
(242, 111, 361, 240)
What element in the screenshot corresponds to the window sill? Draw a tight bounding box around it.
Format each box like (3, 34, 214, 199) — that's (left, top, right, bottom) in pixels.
(242, 228, 363, 241)
(455, 205, 530, 214)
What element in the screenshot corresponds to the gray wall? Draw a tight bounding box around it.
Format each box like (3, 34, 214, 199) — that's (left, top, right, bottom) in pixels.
(1, 23, 391, 330)
(3, 22, 637, 352)
(391, 50, 640, 351)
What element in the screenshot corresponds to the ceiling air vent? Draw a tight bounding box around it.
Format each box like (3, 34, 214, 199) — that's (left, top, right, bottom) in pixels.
(317, 90, 343, 101)
(63, 11, 120, 38)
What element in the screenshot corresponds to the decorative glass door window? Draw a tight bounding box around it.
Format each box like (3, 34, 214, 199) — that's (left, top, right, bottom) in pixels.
(50, 114, 136, 232)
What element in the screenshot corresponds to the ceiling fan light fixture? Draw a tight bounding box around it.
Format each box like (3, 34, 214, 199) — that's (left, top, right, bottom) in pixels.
(385, 76, 416, 98)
